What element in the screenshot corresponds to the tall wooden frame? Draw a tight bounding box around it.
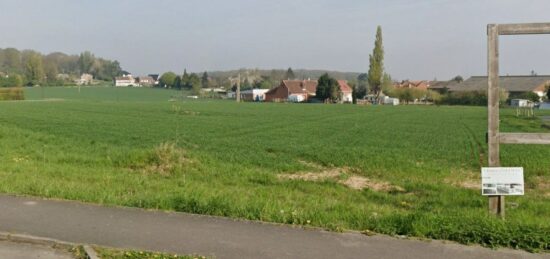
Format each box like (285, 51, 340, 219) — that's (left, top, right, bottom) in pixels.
(487, 23, 550, 217)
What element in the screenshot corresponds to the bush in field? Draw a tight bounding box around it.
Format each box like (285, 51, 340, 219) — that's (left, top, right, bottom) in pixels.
(440, 91, 487, 106)
(425, 90, 442, 103)
(386, 87, 427, 104)
(316, 73, 341, 103)
(145, 142, 187, 176)
(508, 91, 540, 103)
(0, 87, 25, 101)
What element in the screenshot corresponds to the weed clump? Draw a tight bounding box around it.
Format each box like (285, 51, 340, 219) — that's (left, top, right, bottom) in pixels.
(144, 142, 187, 176)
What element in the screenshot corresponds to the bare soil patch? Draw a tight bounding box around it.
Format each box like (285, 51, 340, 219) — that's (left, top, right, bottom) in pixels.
(279, 163, 403, 192)
(445, 169, 480, 190)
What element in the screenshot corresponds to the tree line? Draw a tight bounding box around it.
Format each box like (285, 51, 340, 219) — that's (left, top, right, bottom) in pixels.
(0, 48, 124, 87)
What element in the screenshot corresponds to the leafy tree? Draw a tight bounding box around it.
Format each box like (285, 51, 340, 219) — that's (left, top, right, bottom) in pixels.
(453, 75, 464, 83)
(159, 72, 177, 88)
(43, 60, 59, 83)
(426, 90, 442, 104)
(181, 69, 190, 89)
(316, 73, 340, 102)
(78, 51, 95, 74)
(201, 71, 209, 88)
(188, 73, 202, 94)
(354, 73, 369, 100)
(381, 73, 393, 92)
(0, 73, 23, 87)
(285, 67, 296, 80)
(254, 76, 274, 89)
(368, 26, 384, 100)
(270, 69, 284, 82)
(3, 48, 22, 73)
(23, 51, 45, 85)
(174, 75, 182, 90)
(241, 78, 252, 90)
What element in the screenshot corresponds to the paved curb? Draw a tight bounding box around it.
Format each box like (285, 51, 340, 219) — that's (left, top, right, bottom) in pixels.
(0, 231, 97, 258)
(84, 245, 100, 259)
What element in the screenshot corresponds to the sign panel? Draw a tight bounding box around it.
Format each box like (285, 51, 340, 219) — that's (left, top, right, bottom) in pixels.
(481, 167, 524, 196)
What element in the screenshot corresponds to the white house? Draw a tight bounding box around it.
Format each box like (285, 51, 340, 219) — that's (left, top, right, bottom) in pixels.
(76, 73, 93, 85)
(114, 75, 136, 87)
(241, 89, 269, 102)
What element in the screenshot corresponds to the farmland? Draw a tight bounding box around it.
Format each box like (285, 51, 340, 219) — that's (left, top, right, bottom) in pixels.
(0, 87, 549, 251)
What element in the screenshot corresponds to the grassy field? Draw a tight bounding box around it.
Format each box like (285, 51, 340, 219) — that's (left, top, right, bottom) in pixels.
(1, 86, 549, 251)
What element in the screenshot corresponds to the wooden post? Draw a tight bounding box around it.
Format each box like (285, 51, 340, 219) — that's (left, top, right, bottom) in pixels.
(485, 22, 550, 218)
(236, 73, 241, 103)
(487, 24, 505, 217)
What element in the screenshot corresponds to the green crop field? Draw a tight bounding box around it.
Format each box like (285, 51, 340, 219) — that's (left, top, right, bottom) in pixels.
(1, 87, 549, 251)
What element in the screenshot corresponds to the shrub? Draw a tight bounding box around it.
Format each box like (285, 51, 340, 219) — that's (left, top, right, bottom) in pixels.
(0, 87, 25, 101)
(439, 91, 487, 106)
(508, 91, 541, 103)
(146, 142, 187, 176)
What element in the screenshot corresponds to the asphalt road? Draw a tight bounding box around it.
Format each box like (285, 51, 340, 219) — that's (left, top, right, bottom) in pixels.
(0, 195, 547, 259)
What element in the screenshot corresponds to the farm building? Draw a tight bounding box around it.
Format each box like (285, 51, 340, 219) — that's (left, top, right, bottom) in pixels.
(265, 79, 352, 103)
(427, 80, 461, 93)
(240, 89, 269, 102)
(265, 79, 316, 102)
(394, 80, 430, 90)
(114, 75, 136, 87)
(137, 76, 155, 87)
(75, 73, 93, 85)
(446, 75, 550, 99)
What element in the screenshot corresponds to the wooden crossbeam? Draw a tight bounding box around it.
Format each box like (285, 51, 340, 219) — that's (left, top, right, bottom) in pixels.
(498, 23, 550, 35)
(487, 22, 550, 218)
(499, 133, 550, 145)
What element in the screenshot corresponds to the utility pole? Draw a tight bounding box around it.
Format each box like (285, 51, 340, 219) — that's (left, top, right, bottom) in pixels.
(236, 73, 241, 103)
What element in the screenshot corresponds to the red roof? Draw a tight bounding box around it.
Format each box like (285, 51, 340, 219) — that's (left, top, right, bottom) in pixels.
(282, 80, 317, 94)
(280, 79, 352, 94)
(337, 80, 352, 93)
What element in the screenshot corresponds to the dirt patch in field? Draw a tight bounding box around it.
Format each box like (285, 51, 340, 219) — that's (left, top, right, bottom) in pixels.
(279, 164, 403, 192)
(445, 169, 480, 190)
(533, 177, 550, 197)
(281, 168, 341, 181)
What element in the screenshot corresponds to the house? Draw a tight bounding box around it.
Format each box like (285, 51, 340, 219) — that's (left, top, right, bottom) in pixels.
(240, 89, 270, 102)
(137, 76, 155, 87)
(114, 74, 136, 87)
(76, 73, 93, 85)
(148, 74, 160, 85)
(337, 80, 353, 103)
(427, 80, 461, 93)
(394, 80, 430, 90)
(265, 79, 353, 103)
(265, 80, 315, 102)
(447, 75, 550, 100)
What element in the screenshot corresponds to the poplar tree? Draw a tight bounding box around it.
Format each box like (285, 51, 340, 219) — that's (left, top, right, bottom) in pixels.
(285, 67, 295, 80)
(368, 26, 384, 100)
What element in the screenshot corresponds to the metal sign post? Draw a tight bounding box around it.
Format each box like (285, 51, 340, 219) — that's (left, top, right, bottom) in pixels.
(487, 22, 550, 217)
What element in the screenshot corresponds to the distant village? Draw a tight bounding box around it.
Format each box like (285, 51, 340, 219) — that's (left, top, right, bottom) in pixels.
(112, 72, 550, 108)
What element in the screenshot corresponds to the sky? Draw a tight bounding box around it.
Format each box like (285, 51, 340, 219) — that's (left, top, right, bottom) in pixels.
(1, 0, 550, 80)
